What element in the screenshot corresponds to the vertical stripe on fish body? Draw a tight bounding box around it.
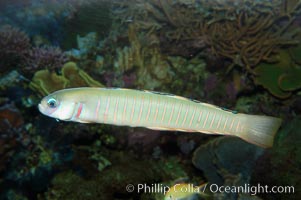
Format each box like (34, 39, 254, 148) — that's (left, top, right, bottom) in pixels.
(38, 88, 282, 148)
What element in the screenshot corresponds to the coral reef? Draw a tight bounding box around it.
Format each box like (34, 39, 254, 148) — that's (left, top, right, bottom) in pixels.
(112, 24, 174, 89)
(62, 10, 206, 93)
(202, 70, 252, 107)
(38, 151, 188, 200)
(0, 1, 300, 200)
(115, 0, 301, 72)
(2, 129, 73, 198)
(0, 103, 25, 173)
(108, 24, 207, 93)
(113, 0, 206, 57)
(198, 0, 301, 69)
(167, 56, 207, 98)
(24, 46, 68, 72)
(0, 25, 69, 77)
(29, 62, 104, 95)
(0, 25, 31, 73)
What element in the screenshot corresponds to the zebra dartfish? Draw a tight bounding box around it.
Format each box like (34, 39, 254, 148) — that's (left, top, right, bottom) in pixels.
(38, 87, 282, 148)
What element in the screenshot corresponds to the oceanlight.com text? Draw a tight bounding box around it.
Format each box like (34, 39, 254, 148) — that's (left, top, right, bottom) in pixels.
(209, 183, 295, 196)
(125, 183, 295, 196)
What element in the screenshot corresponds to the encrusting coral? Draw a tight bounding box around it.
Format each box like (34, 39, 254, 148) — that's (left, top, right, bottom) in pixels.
(29, 62, 104, 96)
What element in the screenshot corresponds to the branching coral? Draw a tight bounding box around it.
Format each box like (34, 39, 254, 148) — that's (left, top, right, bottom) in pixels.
(194, 0, 301, 69)
(200, 9, 299, 69)
(114, 0, 301, 69)
(0, 25, 30, 54)
(0, 25, 31, 73)
(0, 25, 68, 75)
(25, 46, 68, 72)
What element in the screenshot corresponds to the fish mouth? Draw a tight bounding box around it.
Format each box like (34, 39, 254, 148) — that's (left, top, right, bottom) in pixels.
(38, 103, 45, 113)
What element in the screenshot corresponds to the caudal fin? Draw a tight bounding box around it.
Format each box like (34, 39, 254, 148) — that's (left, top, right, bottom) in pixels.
(238, 114, 282, 148)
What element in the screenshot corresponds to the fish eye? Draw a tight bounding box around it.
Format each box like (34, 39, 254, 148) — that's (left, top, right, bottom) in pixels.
(47, 98, 57, 108)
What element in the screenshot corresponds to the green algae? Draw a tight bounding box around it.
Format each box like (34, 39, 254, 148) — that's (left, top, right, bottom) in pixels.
(254, 62, 292, 99)
(278, 66, 301, 92)
(254, 50, 301, 98)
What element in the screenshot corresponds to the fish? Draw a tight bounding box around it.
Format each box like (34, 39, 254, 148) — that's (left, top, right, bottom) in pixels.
(164, 183, 208, 200)
(38, 87, 282, 148)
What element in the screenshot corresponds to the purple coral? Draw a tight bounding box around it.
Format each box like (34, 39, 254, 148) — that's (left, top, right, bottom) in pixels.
(0, 25, 68, 74)
(25, 46, 68, 72)
(0, 25, 30, 52)
(0, 25, 31, 72)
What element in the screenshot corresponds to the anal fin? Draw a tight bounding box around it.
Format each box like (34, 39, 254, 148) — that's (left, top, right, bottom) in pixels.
(147, 126, 195, 132)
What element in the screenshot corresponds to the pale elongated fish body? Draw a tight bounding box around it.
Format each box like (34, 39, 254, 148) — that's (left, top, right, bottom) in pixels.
(38, 87, 282, 148)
